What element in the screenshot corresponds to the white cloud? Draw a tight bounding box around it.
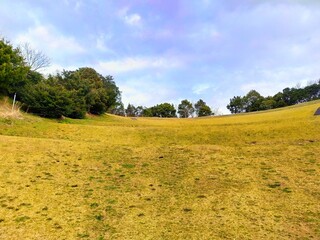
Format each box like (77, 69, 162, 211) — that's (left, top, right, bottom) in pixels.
(14, 25, 85, 57)
(15, 25, 85, 53)
(192, 83, 211, 95)
(125, 14, 142, 26)
(117, 7, 142, 26)
(97, 57, 182, 73)
(95, 33, 115, 54)
(119, 77, 177, 107)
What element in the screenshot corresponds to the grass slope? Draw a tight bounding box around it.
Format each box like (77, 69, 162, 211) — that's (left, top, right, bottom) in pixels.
(0, 101, 319, 239)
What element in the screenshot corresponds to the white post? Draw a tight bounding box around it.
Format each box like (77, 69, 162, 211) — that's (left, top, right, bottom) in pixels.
(12, 92, 16, 112)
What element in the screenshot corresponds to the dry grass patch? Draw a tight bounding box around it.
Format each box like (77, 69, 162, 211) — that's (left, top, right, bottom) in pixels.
(0, 97, 23, 120)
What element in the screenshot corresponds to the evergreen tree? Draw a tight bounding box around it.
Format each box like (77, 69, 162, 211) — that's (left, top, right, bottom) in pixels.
(0, 39, 29, 96)
(195, 99, 212, 117)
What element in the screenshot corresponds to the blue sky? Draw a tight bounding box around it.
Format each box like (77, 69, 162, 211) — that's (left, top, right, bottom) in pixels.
(1, 0, 320, 113)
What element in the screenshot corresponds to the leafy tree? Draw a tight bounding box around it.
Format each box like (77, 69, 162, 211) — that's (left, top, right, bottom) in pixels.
(0, 39, 29, 96)
(260, 96, 276, 110)
(150, 103, 176, 118)
(74, 68, 105, 113)
(278, 82, 320, 106)
(110, 102, 125, 116)
(305, 80, 320, 100)
(195, 99, 212, 117)
(227, 96, 245, 114)
(55, 67, 122, 115)
(178, 99, 194, 118)
(198, 105, 212, 116)
(273, 92, 287, 108)
(194, 99, 205, 115)
(135, 106, 145, 117)
(21, 78, 86, 118)
(20, 67, 122, 118)
(142, 107, 153, 117)
(16, 71, 45, 103)
(243, 90, 264, 112)
(282, 87, 293, 105)
(228, 80, 320, 113)
(86, 88, 109, 114)
(102, 75, 122, 112)
(126, 103, 136, 117)
(26, 70, 44, 85)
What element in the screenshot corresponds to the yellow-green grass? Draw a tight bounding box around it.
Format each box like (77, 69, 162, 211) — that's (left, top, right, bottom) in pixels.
(0, 100, 319, 239)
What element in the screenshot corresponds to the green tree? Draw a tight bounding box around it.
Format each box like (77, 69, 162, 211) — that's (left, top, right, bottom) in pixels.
(306, 80, 320, 100)
(56, 67, 122, 115)
(21, 67, 122, 119)
(142, 107, 153, 117)
(178, 99, 194, 118)
(151, 103, 176, 118)
(260, 96, 276, 110)
(110, 102, 125, 116)
(26, 70, 44, 85)
(21, 78, 86, 118)
(273, 92, 287, 108)
(302, 81, 320, 101)
(126, 103, 137, 117)
(0, 39, 29, 96)
(198, 105, 212, 117)
(282, 88, 293, 105)
(135, 106, 145, 117)
(227, 96, 245, 114)
(102, 75, 122, 112)
(195, 99, 212, 117)
(243, 90, 264, 112)
(227, 80, 320, 113)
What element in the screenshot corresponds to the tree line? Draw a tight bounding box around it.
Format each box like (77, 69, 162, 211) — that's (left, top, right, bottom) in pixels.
(227, 82, 320, 114)
(125, 99, 213, 118)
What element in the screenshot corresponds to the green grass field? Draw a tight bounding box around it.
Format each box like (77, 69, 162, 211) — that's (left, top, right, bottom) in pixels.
(0, 100, 319, 239)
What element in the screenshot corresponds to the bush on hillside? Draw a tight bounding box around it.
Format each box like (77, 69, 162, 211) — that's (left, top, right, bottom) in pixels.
(20, 67, 122, 119)
(21, 79, 86, 118)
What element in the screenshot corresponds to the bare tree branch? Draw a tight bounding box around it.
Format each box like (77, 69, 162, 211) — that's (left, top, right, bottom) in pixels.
(19, 42, 50, 71)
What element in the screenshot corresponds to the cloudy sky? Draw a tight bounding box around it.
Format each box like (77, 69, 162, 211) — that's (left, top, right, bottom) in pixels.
(1, 0, 320, 113)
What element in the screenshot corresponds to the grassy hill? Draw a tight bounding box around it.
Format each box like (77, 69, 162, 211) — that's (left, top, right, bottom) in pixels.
(0, 100, 319, 239)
